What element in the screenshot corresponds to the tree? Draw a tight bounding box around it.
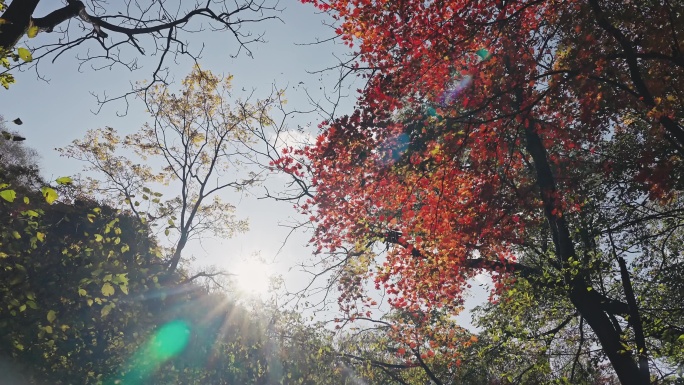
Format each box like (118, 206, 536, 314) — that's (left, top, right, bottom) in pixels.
(60, 67, 277, 272)
(0, 161, 167, 383)
(0, 0, 279, 91)
(0, 151, 377, 385)
(0, 116, 40, 187)
(280, 0, 684, 384)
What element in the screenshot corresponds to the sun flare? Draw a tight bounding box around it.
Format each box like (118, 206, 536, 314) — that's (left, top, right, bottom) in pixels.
(232, 259, 271, 296)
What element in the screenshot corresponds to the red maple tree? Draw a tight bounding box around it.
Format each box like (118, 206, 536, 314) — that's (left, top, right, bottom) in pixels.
(280, 1, 684, 383)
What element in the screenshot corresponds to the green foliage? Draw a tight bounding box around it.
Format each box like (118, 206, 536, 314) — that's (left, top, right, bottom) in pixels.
(16, 47, 31, 62)
(0, 188, 15, 202)
(0, 155, 367, 384)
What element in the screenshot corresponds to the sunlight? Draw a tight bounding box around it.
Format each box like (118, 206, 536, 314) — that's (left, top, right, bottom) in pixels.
(233, 259, 272, 296)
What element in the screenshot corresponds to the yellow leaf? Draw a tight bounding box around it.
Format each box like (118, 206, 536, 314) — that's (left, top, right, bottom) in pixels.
(0, 189, 16, 202)
(17, 47, 32, 62)
(101, 283, 115, 297)
(41, 187, 58, 204)
(12, 231, 21, 239)
(47, 310, 57, 323)
(36, 232, 45, 242)
(55, 176, 72, 185)
(44, 325, 53, 334)
(27, 26, 39, 38)
(101, 303, 114, 317)
(78, 288, 87, 297)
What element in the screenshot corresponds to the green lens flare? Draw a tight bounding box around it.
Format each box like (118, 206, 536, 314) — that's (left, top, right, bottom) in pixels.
(149, 320, 191, 360)
(476, 48, 491, 60)
(148, 320, 190, 363)
(113, 320, 191, 384)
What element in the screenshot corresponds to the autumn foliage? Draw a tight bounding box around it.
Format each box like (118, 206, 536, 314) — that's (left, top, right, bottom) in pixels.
(284, 0, 684, 383)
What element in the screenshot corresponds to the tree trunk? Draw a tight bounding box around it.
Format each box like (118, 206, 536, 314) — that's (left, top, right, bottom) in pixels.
(0, 0, 40, 50)
(168, 233, 187, 272)
(523, 120, 648, 385)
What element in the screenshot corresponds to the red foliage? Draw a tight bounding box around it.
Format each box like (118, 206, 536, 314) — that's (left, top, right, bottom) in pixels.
(294, 0, 683, 310)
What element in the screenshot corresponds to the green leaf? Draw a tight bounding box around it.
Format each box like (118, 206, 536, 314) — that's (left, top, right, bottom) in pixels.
(17, 47, 32, 62)
(101, 283, 115, 297)
(41, 187, 58, 204)
(23, 196, 29, 204)
(47, 310, 57, 323)
(101, 303, 114, 317)
(78, 288, 87, 297)
(121, 244, 130, 253)
(116, 273, 129, 285)
(55, 176, 73, 185)
(23, 209, 40, 218)
(44, 325, 53, 334)
(0, 189, 16, 202)
(94, 234, 103, 242)
(27, 25, 39, 38)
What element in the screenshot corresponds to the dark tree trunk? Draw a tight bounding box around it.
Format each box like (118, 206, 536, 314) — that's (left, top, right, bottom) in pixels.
(168, 233, 187, 272)
(0, 0, 40, 50)
(523, 120, 648, 385)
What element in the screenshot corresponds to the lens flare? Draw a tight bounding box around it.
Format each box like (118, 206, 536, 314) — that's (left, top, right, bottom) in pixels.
(476, 48, 491, 60)
(440, 75, 472, 105)
(148, 320, 191, 361)
(378, 133, 410, 166)
(115, 320, 191, 384)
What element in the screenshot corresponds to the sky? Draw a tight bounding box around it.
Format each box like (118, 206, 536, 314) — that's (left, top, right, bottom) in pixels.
(1, 0, 488, 328)
(2, 0, 348, 282)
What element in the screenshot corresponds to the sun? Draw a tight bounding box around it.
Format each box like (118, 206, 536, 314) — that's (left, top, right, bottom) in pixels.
(232, 259, 271, 296)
